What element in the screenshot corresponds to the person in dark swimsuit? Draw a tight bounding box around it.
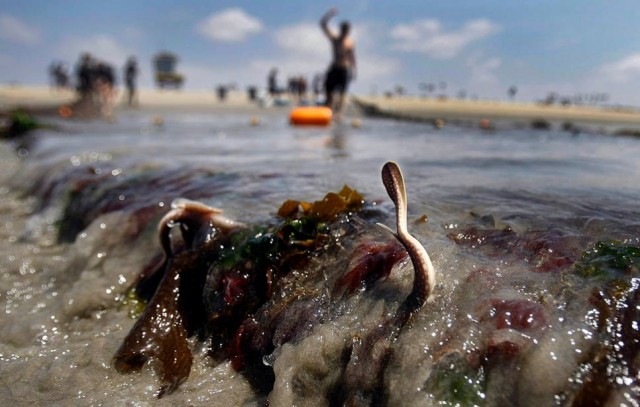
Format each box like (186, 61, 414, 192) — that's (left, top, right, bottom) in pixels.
(124, 57, 138, 107)
(320, 7, 356, 113)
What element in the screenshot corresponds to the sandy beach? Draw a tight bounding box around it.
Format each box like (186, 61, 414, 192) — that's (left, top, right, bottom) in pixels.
(353, 95, 640, 127)
(0, 85, 263, 113)
(3, 84, 640, 133)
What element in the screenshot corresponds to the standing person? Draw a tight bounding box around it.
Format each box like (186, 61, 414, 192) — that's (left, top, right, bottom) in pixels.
(312, 73, 323, 105)
(124, 57, 138, 107)
(76, 53, 95, 97)
(320, 7, 356, 113)
(95, 62, 116, 118)
(268, 68, 280, 97)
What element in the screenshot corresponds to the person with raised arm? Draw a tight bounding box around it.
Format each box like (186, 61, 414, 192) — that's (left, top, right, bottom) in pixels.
(320, 7, 356, 114)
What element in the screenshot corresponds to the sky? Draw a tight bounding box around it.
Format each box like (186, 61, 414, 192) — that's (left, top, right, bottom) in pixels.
(2, 1, 640, 105)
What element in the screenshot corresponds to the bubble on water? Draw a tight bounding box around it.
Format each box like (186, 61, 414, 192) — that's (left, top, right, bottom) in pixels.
(262, 353, 276, 367)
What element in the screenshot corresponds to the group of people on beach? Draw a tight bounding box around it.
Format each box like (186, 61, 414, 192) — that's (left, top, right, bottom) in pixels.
(49, 52, 138, 117)
(64, 53, 138, 117)
(48, 61, 71, 89)
(266, 71, 323, 104)
(76, 53, 116, 116)
(54, 8, 354, 118)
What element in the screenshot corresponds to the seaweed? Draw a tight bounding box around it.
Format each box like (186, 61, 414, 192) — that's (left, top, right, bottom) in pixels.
(561, 240, 640, 404)
(574, 240, 640, 280)
(423, 353, 487, 406)
(0, 109, 40, 139)
(568, 280, 640, 405)
(448, 225, 580, 272)
(115, 185, 369, 397)
(114, 163, 436, 401)
(335, 240, 407, 294)
(277, 184, 364, 221)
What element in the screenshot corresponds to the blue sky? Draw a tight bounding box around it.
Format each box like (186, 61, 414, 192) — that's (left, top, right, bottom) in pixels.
(2, 1, 640, 105)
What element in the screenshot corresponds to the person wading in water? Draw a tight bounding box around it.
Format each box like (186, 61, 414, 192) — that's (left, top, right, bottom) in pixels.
(320, 7, 357, 115)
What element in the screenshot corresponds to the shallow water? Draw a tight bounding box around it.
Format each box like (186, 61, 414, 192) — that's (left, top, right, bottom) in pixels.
(1, 109, 640, 406)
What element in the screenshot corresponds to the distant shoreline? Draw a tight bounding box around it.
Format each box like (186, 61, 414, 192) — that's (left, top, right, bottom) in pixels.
(3, 85, 640, 134)
(352, 95, 640, 128)
(0, 85, 263, 112)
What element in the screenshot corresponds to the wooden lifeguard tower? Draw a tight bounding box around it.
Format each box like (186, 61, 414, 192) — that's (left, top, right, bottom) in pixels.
(153, 51, 184, 89)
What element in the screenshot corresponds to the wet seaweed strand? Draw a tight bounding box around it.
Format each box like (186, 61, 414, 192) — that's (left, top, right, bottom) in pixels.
(341, 161, 437, 406)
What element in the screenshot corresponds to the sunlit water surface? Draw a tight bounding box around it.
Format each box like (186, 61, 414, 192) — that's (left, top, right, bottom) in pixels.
(1, 109, 639, 406)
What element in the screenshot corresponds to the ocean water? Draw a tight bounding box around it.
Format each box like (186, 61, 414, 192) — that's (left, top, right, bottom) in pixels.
(1, 109, 640, 406)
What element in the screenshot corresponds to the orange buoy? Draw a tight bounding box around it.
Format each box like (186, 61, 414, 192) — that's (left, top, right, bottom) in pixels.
(58, 105, 73, 118)
(289, 106, 333, 126)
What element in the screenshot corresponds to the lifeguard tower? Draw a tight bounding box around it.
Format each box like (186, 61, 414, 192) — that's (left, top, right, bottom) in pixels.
(153, 51, 184, 89)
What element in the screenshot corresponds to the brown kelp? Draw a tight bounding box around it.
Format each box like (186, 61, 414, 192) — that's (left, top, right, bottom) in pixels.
(113, 199, 246, 396)
(113, 162, 436, 400)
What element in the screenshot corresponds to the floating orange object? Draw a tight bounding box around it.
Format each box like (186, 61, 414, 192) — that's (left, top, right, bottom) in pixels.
(289, 106, 333, 126)
(58, 105, 73, 118)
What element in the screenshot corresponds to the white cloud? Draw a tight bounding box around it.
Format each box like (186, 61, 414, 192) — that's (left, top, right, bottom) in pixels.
(351, 22, 400, 88)
(197, 8, 263, 43)
(0, 14, 41, 45)
(599, 53, 640, 82)
(235, 22, 329, 79)
(467, 54, 501, 84)
(462, 53, 503, 98)
(390, 18, 500, 59)
(274, 23, 329, 60)
(56, 34, 134, 66)
(566, 53, 640, 105)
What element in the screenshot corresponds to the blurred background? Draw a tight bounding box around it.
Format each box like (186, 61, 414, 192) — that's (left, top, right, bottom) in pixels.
(2, 0, 640, 106)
